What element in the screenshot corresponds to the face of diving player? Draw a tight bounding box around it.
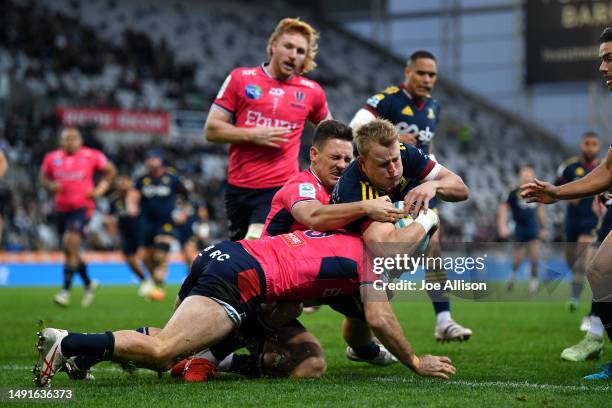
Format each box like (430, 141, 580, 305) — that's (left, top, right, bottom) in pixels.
(598, 41, 612, 91)
(358, 140, 403, 193)
(60, 128, 83, 155)
(518, 167, 535, 185)
(404, 57, 438, 99)
(581, 136, 600, 162)
(268, 32, 308, 80)
(310, 138, 354, 190)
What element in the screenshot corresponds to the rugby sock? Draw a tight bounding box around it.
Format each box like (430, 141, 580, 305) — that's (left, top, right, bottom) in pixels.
(352, 342, 380, 359)
(61, 331, 115, 361)
(597, 302, 612, 342)
(589, 315, 605, 338)
(135, 326, 150, 335)
(436, 311, 452, 326)
(228, 353, 262, 378)
(425, 269, 450, 315)
(76, 262, 91, 287)
(63, 265, 75, 290)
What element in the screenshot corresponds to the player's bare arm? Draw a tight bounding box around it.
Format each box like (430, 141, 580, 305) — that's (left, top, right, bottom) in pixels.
(497, 202, 510, 239)
(0, 149, 7, 178)
(361, 291, 456, 379)
(204, 106, 290, 148)
(291, 195, 403, 231)
(125, 187, 141, 217)
(521, 149, 612, 203)
(40, 173, 60, 193)
(89, 162, 117, 199)
(403, 167, 469, 216)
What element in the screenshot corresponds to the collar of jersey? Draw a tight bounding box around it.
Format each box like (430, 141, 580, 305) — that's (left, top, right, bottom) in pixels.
(260, 62, 294, 82)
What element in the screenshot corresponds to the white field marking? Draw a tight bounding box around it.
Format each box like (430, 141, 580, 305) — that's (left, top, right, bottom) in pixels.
(3, 364, 125, 372)
(372, 376, 611, 392)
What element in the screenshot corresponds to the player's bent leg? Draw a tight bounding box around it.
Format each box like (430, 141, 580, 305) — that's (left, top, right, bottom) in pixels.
(33, 295, 236, 387)
(116, 295, 235, 370)
(586, 231, 612, 301)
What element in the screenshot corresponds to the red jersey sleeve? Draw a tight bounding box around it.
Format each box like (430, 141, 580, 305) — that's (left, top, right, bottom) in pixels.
(307, 84, 329, 124)
(280, 180, 319, 210)
(41, 153, 53, 178)
(91, 149, 109, 171)
(213, 69, 243, 115)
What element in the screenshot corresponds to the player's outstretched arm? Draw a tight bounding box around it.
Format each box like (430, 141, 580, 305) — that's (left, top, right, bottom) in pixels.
(204, 106, 290, 148)
(292, 196, 403, 231)
(361, 292, 456, 379)
(125, 187, 141, 217)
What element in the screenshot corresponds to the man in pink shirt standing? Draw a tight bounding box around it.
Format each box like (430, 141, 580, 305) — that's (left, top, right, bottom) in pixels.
(205, 18, 331, 241)
(40, 128, 116, 308)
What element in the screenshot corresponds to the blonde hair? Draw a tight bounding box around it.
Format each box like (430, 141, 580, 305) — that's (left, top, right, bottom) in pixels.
(354, 119, 399, 157)
(267, 18, 319, 74)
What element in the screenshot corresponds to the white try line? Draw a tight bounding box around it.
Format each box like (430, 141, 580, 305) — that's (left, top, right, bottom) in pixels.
(4, 365, 610, 391)
(373, 376, 611, 392)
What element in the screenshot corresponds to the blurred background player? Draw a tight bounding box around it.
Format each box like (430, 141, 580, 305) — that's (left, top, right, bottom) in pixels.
(349, 51, 472, 342)
(40, 127, 116, 307)
(106, 174, 152, 297)
(172, 187, 211, 271)
(204, 17, 331, 241)
(126, 150, 187, 301)
(498, 166, 548, 293)
(554, 131, 601, 312)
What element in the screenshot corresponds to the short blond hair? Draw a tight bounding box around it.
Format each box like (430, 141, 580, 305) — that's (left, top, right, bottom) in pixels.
(354, 119, 399, 157)
(267, 18, 319, 74)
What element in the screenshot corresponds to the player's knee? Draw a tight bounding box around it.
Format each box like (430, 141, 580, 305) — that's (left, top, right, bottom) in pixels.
(289, 356, 327, 379)
(586, 254, 606, 288)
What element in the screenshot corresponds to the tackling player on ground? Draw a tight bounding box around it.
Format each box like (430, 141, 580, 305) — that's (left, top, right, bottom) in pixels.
(33, 229, 456, 388)
(349, 51, 472, 341)
(40, 128, 116, 308)
(205, 18, 331, 241)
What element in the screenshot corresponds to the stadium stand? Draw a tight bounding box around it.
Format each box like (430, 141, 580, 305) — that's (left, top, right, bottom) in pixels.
(0, 0, 567, 249)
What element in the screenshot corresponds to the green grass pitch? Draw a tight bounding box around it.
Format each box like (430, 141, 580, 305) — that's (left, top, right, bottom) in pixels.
(0, 285, 610, 407)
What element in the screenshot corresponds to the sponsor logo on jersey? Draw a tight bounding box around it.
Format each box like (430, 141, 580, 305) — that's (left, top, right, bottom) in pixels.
(162, 176, 170, 184)
(242, 69, 257, 76)
(245, 84, 263, 100)
(401, 106, 414, 116)
(575, 167, 585, 177)
(366, 94, 385, 108)
(300, 79, 315, 88)
(304, 230, 332, 238)
(142, 184, 172, 197)
(143, 177, 151, 186)
(299, 183, 316, 199)
(53, 158, 62, 166)
(427, 107, 435, 119)
(280, 232, 306, 247)
(396, 123, 435, 142)
(269, 88, 285, 97)
(294, 91, 305, 102)
(245, 110, 299, 130)
(216, 75, 231, 99)
(383, 86, 400, 94)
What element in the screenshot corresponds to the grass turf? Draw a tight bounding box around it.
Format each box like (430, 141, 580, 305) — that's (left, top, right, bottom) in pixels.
(0, 285, 610, 407)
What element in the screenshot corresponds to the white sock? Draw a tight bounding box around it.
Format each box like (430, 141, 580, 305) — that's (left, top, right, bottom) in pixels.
(588, 316, 605, 338)
(196, 349, 219, 365)
(436, 311, 451, 326)
(217, 353, 234, 371)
